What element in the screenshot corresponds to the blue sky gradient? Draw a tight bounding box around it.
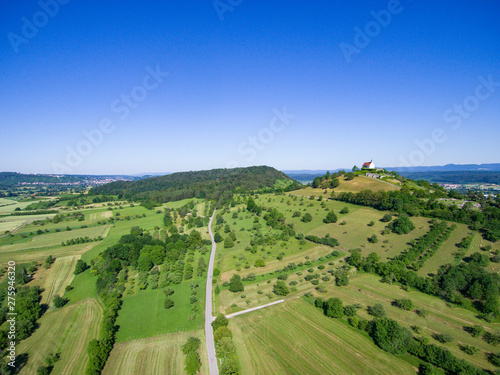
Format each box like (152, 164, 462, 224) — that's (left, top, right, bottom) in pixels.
(1, 1, 499, 174)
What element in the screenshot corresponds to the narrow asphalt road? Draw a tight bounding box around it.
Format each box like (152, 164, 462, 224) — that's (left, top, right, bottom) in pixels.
(205, 209, 219, 375)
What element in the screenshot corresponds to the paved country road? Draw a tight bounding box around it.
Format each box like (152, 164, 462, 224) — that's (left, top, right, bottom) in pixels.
(205, 209, 219, 375)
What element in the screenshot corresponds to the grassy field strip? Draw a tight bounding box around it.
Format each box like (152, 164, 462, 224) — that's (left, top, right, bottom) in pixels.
(103, 330, 209, 375)
(417, 222, 469, 276)
(0, 218, 26, 233)
(42, 255, 79, 305)
(0, 242, 98, 264)
(18, 298, 102, 374)
(0, 200, 34, 214)
(320, 273, 500, 371)
(231, 298, 415, 375)
(0, 225, 112, 253)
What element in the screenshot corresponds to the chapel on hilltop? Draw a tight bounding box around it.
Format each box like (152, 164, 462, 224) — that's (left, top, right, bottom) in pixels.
(362, 160, 375, 169)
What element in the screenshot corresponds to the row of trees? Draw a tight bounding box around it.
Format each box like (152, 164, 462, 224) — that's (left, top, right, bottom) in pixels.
(212, 315, 240, 375)
(313, 297, 488, 374)
(0, 285, 43, 360)
(182, 337, 202, 375)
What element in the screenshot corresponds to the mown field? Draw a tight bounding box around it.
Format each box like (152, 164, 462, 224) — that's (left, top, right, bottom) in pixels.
(316, 273, 500, 372)
(41, 255, 79, 306)
(17, 298, 102, 374)
(230, 298, 416, 375)
(103, 330, 209, 375)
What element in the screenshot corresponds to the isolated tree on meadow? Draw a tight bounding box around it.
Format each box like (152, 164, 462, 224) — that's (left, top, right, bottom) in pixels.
(389, 215, 415, 234)
(229, 274, 244, 293)
(164, 297, 174, 309)
(324, 210, 337, 224)
(214, 232, 223, 243)
(301, 213, 312, 223)
(273, 280, 290, 296)
(381, 214, 392, 222)
(224, 236, 234, 248)
(368, 303, 386, 318)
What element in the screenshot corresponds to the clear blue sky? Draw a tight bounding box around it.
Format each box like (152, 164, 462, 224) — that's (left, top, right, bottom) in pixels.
(1, 0, 499, 174)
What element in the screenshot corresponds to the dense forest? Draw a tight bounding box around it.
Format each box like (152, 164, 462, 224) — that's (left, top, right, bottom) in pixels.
(89, 166, 301, 206)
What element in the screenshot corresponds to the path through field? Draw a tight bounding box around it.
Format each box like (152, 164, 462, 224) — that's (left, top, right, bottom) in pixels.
(205, 209, 219, 375)
(226, 300, 285, 318)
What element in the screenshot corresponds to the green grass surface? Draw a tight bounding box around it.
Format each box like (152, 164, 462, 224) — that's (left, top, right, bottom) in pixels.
(230, 298, 416, 375)
(64, 268, 99, 305)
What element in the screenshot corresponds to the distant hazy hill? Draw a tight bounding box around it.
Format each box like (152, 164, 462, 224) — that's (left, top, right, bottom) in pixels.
(0, 172, 138, 187)
(388, 163, 500, 172)
(89, 166, 301, 204)
(0, 172, 81, 187)
(399, 171, 500, 185)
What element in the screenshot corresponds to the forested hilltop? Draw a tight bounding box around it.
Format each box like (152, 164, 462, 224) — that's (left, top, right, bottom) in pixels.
(89, 166, 301, 205)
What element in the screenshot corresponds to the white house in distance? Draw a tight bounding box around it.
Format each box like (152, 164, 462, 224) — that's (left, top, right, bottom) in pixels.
(362, 160, 375, 169)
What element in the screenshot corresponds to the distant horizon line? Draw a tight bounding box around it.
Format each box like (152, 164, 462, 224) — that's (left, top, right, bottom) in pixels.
(1, 162, 500, 177)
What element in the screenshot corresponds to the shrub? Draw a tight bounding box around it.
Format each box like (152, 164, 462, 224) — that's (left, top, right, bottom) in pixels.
(488, 352, 500, 367)
(388, 215, 415, 234)
(273, 281, 290, 296)
(393, 298, 414, 311)
(53, 295, 68, 308)
(461, 345, 480, 355)
(432, 333, 454, 343)
(301, 213, 313, 223)
(229, 274, 244, 293)
(367, 303, 386, 318)
(74, 259, 89, 275)
(324, 211, 337, 224)
(164, 298, 174, 309)
(416, 309, 429, 318)
(381, 214, 392, 222)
